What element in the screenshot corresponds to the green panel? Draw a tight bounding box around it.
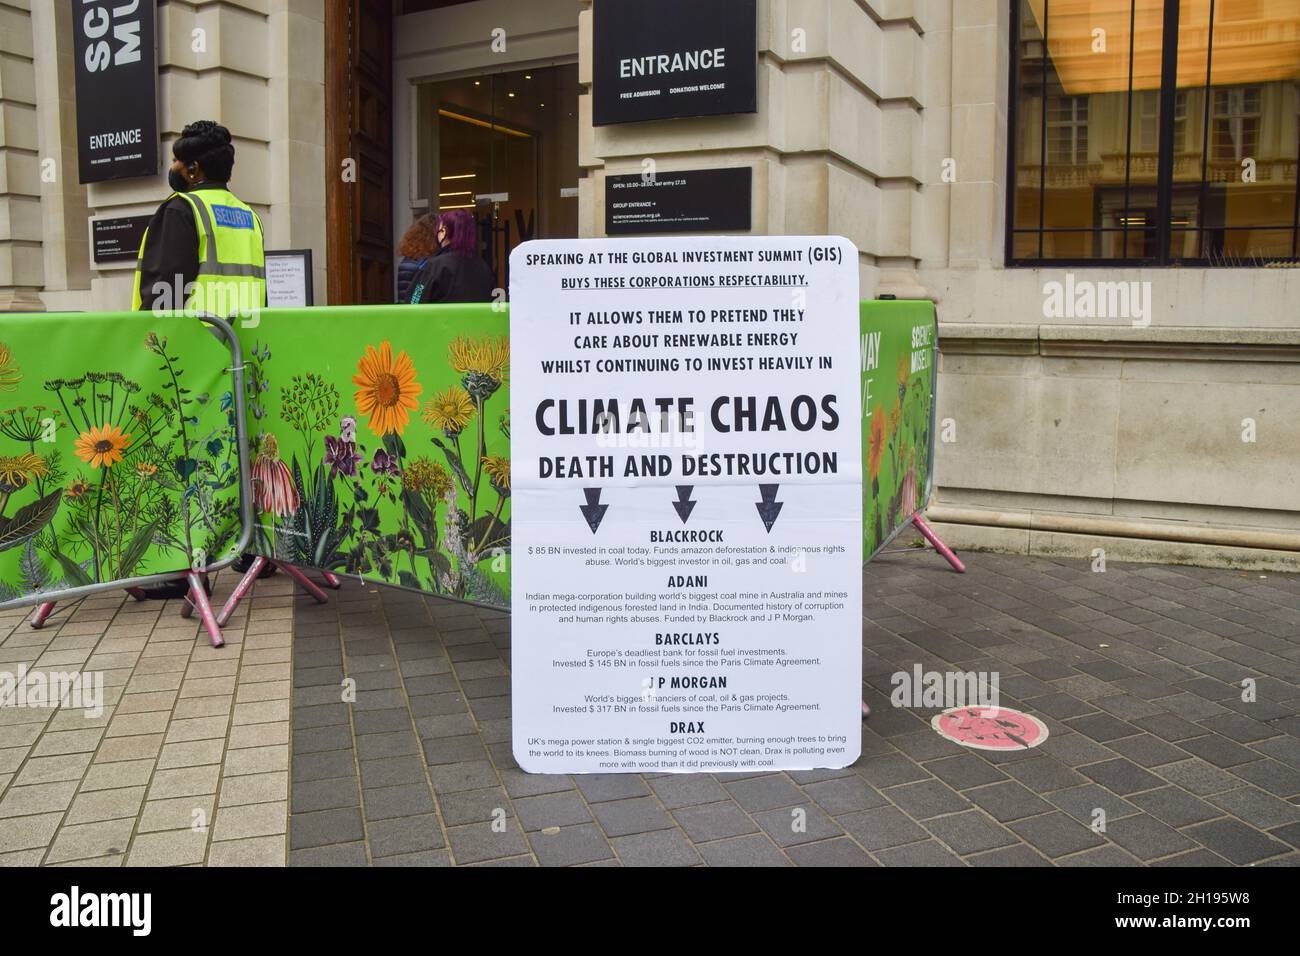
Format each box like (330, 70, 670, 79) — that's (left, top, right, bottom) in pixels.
(0, 312, 243, 606)
(236, 305, 512, 608)
(860, 300, 937, 560)
(0, 301, 934, 610)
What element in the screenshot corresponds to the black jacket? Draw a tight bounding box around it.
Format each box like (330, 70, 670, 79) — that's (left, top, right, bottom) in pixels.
(408, 247, 496, 304)
(396, 255, 430, 304)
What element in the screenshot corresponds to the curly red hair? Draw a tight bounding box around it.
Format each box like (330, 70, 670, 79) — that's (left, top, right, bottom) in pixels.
(398, 214, 440, 259)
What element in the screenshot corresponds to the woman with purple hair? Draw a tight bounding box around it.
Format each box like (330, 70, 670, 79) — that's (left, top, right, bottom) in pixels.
(407, 209, 496, 304)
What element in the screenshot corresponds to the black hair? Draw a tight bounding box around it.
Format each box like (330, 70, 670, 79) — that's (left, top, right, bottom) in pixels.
(173, 120, 235, 183)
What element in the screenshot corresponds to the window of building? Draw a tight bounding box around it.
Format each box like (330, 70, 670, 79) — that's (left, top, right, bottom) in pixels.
(1008, 0, 1300, 265)
(1048, 96, 1090, 164)
(1211, 86, 1261, 162)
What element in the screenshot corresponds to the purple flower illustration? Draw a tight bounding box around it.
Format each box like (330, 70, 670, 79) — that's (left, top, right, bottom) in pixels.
(324, 434, 362, 479)
(371, 449, 401, 477)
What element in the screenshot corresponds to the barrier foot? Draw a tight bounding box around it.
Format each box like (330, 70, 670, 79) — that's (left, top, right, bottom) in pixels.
(30, 602, 56, 629)
(187, 571, 224, 648)
(912, 515, 965, 573)
(216, 556, 266, 627)
(321, 571, 343, 590)
(125, 587, 148, 601)
(281, 562, 330, 604)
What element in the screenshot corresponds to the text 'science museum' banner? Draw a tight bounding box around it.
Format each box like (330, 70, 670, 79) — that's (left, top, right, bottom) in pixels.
(509, 237, 864, 774)
(73, 0, 159, 183)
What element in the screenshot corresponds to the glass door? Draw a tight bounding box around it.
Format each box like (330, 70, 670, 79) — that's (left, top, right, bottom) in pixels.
(415, 63, 579, 290)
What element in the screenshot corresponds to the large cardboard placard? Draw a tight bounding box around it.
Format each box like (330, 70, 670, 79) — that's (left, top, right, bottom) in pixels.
(510, 237, 862, 774)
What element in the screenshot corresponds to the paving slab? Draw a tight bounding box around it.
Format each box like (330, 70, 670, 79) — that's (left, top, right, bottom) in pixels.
(4, 555, 1297, 867)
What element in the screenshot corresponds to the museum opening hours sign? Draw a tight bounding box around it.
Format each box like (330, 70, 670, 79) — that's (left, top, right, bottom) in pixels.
(510, 237, 863, 774)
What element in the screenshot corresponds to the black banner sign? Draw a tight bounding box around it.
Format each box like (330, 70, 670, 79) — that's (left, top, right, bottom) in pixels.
(91, 215, 151, 263)
(605, 167, 752, 235)
(593, 0, 757, 126)
(73, 0, 159, 183)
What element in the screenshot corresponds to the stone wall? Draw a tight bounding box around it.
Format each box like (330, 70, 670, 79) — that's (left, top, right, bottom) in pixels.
(914, 3, 1300, 569)
(20, 0, 326, 312)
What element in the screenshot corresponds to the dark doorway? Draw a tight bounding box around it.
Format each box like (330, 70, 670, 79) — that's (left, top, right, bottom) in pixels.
(326, 0, 394, 305)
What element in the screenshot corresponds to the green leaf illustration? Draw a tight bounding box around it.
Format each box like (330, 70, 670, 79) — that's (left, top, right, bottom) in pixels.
(52, 550, 93, 588)
(118, 518, 161, 579)
(20, 540, 51, 592)
(430, 437, 473, 495)
(0, 489, 63, 554)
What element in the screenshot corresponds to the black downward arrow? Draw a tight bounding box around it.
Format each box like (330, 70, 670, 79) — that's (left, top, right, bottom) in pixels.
(755, 484, 783, 533)
(672, 485, 697, 524)
(579, 488, 608, 534)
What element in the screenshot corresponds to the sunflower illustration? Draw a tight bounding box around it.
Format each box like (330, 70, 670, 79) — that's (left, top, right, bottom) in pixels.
(0, 453, 48, 493)
(481, 456, 511, 496)
(422, 386, 475, 437)
(135, 462, 159, 479)
(0, 342, 20, 392)
(353, 341, 422, 436)
(867, 406, 886, 481)
(66, 476, 90, 498)
(74, 423, 131, 469)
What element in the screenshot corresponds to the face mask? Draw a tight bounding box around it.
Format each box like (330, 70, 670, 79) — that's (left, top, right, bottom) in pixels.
(168, 168, 189, 193)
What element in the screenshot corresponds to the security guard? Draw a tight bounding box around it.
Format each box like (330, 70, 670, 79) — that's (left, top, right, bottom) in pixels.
(134, 120, 270, 595)
(133, 120, 266, 318)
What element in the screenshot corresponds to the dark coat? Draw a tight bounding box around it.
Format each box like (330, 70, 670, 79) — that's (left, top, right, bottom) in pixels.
(408, 247, 496, 304)
(395, 255, 429, 304)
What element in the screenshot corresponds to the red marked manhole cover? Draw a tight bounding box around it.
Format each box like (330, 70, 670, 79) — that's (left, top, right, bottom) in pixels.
(931, 706, 1048, 751)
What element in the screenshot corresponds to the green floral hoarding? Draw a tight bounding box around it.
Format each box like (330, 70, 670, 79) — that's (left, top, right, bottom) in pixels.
(235, 306, 512, 608)
(0, 313, 244, 606)
(860, 299, 937, 559)
(0, 300, 934, 613)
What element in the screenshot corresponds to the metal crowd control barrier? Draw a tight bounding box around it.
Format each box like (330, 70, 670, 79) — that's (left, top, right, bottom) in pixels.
(0, 314, 254, 645)
(860, 300, 963, 574)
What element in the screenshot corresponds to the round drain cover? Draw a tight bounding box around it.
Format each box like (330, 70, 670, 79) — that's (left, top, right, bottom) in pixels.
(932, 706, 1048, 751)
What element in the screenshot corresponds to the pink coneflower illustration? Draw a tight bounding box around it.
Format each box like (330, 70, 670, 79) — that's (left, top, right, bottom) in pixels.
(900, 467, 917, 518)
(253, 433, 299, 517)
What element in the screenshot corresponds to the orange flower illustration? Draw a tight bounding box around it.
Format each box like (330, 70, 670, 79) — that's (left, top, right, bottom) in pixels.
(868, 405, 886, 481)
(353, 341, 422, 436)
(74, 423, 131, 469)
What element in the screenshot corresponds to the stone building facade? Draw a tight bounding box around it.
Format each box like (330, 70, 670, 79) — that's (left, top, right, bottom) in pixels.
(2, 0, 1297, 568)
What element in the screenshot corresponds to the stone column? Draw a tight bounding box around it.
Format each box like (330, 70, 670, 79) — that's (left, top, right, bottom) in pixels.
(0, 0, 44, 311)
(577, 0, 936, 299)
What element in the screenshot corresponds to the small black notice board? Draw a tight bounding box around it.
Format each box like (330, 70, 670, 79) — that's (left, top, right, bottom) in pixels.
(605, 167, 752, 235)
(91, 215, 152, 263)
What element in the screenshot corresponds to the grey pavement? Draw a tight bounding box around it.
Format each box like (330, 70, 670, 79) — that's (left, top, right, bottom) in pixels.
(285, 549, 1300, 867)
(2, 549, 1298, 866)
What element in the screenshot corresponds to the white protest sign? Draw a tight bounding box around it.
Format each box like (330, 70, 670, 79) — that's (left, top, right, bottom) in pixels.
(509, 236, 862, 774)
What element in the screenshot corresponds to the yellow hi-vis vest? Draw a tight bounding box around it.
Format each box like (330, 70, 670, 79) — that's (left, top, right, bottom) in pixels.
(131, 187, 266, 317)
